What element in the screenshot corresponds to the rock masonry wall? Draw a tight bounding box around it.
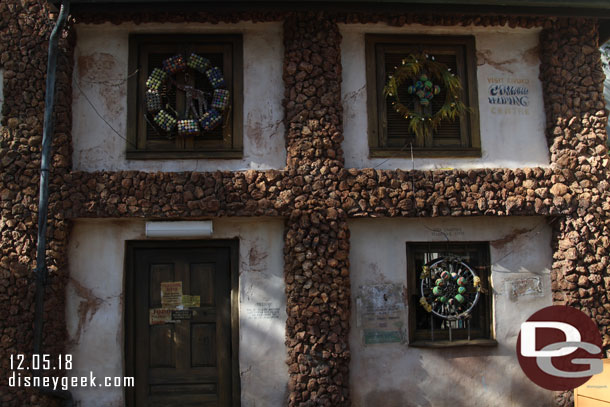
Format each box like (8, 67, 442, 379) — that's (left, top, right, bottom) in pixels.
(0, 2, 608, 406)
(0, 1, 73, 405)
(540, 18, 610, 407)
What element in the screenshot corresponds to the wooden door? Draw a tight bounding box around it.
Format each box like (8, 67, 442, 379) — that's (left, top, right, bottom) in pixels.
(126, 241, 239, 407)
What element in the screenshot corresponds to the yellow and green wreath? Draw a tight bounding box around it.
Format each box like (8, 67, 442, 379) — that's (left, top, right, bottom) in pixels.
(383, 53, 468, 141)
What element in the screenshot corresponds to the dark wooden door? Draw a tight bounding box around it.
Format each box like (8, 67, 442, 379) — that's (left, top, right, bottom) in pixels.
(126, 241, 239, 407)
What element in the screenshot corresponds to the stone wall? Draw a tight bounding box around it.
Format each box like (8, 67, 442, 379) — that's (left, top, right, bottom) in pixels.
(540, 18, 610, 407)
(282, 14, 351, 406)
(1, 3, 609, 407)
(0, 1, 73, 405)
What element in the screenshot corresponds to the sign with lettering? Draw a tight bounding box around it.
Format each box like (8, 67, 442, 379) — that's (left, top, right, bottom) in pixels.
(244, 302, 280, 320)
(356, 284, 407, 345)
(161, 281, 183, 309)
(429, 227, 464, 238)
(149, 308, 173, 325)
(171, 310, 193, 320)
(487, 77, 531, 115)
(182, 295, 200, 308)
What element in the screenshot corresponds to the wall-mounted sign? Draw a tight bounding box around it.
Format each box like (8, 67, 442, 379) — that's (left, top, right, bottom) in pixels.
(487, 77, 531, 115)
(182, 295, 200, 308)
(171, 310, 193, 320)
(161, 281, 183, 309)
(356, 284, 407, 345)
(429, 227, 464, 238)
(150, 308, 173, 325)
(507, 277, 543, 299)
(244, 302, 280, 320)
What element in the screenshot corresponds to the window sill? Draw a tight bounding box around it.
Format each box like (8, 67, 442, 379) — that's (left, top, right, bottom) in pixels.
(409, 339, 497, 348)
(126, 150, 243, 160)
(369, 147, 481, 159)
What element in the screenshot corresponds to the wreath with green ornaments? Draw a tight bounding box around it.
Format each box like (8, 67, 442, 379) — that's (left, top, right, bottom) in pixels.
(384, 53, 467, 141)
(144, 53, 230, 138)
(419, 256, 481, 320)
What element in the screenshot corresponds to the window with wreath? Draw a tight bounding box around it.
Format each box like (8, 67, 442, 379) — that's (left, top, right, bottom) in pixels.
(406, 242, 493, 346)
(365, 35, 480, 158)
(127, 34, 243, 159)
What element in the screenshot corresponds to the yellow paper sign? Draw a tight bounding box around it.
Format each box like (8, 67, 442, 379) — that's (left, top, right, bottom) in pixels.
(149, 308, 173, 325)
(182, 295, 201, 308)
(161, 281, 183, 309)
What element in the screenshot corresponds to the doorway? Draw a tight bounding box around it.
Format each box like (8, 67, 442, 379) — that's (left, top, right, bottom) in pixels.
(125, 240, 239, 406)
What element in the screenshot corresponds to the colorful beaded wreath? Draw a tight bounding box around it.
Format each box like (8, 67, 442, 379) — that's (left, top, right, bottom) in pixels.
(211, 89, 230, 110)
(146, 68, 167, 90)
(177, 119, 200, 136)
(200, 109, 222, 131)
(154, 110, 177, 132)
(144, 53, 230, 138)
(162, 55, 186, 74)
(206, 67, 226, 88)
(187, 53, 211, 73)
(146, 90, 162, 112)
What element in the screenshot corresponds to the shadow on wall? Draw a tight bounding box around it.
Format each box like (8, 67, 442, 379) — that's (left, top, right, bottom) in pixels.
(357, 342, 553, 407)
(359, 354, 432, 407)
(364, 389, 423, 407)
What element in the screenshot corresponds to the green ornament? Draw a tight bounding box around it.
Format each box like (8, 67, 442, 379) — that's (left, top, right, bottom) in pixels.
(455, 294, 465, 303)
(433, 286, 442, 296)
(458, 286, 466, 294)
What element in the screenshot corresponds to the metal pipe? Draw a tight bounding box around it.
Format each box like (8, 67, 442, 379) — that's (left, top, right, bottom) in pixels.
(33, 1, 73, 406)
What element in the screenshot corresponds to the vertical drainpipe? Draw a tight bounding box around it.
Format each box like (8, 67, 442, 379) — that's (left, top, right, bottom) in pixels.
(33, 1, 73, 406)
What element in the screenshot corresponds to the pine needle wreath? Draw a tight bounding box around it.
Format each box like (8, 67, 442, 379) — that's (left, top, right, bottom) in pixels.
(383, 53, 468, 141)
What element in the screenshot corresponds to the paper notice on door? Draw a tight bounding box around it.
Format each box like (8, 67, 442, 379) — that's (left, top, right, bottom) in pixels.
(149, 308, 174, 325)
(182, 295, 200, 308)
(161, 281, 183, 309)
(171, 310, 193, 320)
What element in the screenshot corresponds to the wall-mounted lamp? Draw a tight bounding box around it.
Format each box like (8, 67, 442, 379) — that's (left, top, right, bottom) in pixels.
(145, 221, 213, 238)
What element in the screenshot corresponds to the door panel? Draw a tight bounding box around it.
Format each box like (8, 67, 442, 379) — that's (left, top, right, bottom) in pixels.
(126, 241, 238, 407)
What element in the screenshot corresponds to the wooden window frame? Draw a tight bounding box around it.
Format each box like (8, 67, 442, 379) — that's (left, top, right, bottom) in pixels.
(124, 239, 241, 406)
(127, 34, 243, 160)
(406, 242, 495, 348)
(365, 34, 481, 158)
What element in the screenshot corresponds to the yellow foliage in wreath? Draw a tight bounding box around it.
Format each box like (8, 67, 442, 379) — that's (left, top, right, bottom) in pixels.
(419, 297, 432, 313)
(384, 53, 469, 141)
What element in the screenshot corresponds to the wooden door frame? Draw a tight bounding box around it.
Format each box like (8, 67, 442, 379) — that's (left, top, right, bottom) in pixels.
(124, 239, 240, 406)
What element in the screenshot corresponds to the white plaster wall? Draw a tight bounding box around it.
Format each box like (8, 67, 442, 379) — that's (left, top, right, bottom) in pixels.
(348, 217, 553, 407)
(340, 23, 550, 170)
(72, 22, 285, 171)
(66, 218, 287, 407)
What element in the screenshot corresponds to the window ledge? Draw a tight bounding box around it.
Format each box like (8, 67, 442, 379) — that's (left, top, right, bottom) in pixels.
(409, 339, 497, 348)
(370, 147, 482, 159)
(126, 150, 243, 160)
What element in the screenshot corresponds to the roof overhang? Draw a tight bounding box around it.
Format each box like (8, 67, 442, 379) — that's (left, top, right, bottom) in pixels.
(47, 0, 610, 42)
